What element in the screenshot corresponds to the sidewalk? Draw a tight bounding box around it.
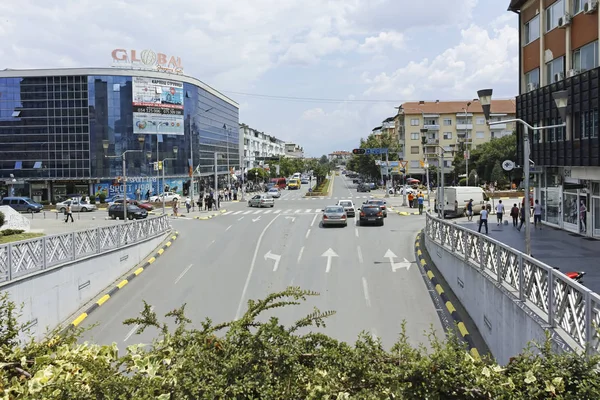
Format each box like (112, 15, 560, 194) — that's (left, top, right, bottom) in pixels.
(456, 218, 600, 294)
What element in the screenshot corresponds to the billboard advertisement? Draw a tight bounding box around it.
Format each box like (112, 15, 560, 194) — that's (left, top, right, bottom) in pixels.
(132, 77, 184, 135)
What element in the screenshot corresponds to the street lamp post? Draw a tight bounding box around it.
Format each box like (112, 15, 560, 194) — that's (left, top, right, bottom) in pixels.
(462, 102, 471, 184)
(104, 146, 143, 222)
(420, 128, 431, 211)
(422, 133, 449, 219)
(477, 88, 568, 255)
(161, 146, 179, 215)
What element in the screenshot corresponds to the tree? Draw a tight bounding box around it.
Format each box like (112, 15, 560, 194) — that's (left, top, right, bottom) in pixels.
(0, 290, 599, 398)
(490, 161, 504, 186)
(248, 167, 269, 182)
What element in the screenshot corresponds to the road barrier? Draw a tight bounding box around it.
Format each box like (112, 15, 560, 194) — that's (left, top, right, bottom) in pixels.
(0, 215, 170, 284)
(424, 213, 600, 355)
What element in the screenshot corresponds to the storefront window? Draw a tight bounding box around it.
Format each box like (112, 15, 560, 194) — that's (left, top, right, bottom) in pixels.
(563, 188, 578, 230)
(593, 183, 600, 237)
(543, 187, 561, 225)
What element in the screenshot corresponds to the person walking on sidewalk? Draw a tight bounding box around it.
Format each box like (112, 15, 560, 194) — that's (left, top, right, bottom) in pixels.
(466, 199, 473, 221)
(417, 194, 424, 215)
(478, 207, 488, 234)
(407, 192, 414, 208)
(533, 199, 543, 230)
(495, 200, 505, 226)
(64, 204, 74, 223)
(517, 205, 526, 231)
(185, 197, 191, 213)
(510, 203, 519, 227)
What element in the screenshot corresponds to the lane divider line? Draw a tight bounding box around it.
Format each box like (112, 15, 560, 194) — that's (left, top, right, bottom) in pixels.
(414, 232, 481, 361)
(61, 231, 180, 334)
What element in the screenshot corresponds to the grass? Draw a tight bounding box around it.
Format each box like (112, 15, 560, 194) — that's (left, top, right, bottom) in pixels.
(0, 232, 45, 244)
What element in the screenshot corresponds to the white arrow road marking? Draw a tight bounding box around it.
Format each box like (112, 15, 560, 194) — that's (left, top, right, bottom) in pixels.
(322, 248, 339, 273)
(392, 257, 411, 272)
(264, 250, 282, 272)
(252, 216, 261, 222)
(285, 216, 296, 222)
(124, 306, 154, 342)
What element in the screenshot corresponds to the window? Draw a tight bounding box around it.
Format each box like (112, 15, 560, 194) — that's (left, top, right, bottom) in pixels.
(411, 146, 420, 154)
(525, 68, 540, 91)
(573, 0, 584, 14)
(546, 56, 565, 84)
(476, 117, 485, 125)
(410, 119, 419, 126)
(581, 110, 599, 139)
(573, 41, 599, 73)
(443, 132, 452, 140)
(476, 131, 485, 139)
(410, 160, 420, 169)
(524, 15, 540, 44)
(443, 118, 452, 126)
(545, 0, 564, 32)
(424, 118, 438, 126)
(411, 132, 419, 140)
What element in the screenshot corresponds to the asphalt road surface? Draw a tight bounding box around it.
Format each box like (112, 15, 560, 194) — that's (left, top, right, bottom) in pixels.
(79, 176, 443, 352)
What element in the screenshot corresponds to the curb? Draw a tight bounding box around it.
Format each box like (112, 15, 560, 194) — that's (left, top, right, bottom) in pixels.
(414, 233, 481, 360)
(62, 231, 179, 333)
(193, 209, 227, 220)
(388, 207, 421, 216)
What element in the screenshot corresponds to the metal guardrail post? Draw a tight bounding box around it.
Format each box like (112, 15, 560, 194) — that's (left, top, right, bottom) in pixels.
(518, 254, 525, 302)
(71, 232, 76, 262)
(478, 238, 484, 271)
(496, 244, 502, 284)
(584, 290, 593, 356)
(96, 227, 100, 254)
(548, 269, 555, 327)
(7, 244, 12, 281)
(42, 236, 47, 270)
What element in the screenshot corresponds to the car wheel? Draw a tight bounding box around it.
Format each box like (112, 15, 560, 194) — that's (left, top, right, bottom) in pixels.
(270, 204, 274, 207)
(81, 207, 88, 212)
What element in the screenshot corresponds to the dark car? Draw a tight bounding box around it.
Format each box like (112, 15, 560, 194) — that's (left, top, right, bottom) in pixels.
(114, 199, 154, 211)
(358, 205, 384, 226)
(108, 204, 148, 220)
(357, 183, 371, 192)
(364, 199, 387, 217)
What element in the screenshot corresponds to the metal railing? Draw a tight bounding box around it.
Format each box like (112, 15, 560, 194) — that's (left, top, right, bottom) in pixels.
(0, 215, 170, 284)
(424, 213, 600, 354)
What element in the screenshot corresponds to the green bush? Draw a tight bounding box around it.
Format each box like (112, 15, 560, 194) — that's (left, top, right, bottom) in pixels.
(39, 200, 50, 206)
(0, 211, 4, 228)
(0, 229, 25, 236)
(89, 197, 96, 204)
(0, 288, 598, 398)
(98, 193, 106, 204)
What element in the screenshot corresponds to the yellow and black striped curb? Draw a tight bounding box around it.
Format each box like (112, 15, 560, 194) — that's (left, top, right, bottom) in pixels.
(193, 209, 228, 220)
(415, 234, 481, 360)
(388, 207, 421, 216)
(61, 231, 179, 333)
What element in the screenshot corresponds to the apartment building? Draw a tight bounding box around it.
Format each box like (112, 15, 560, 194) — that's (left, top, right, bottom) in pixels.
(508, 0, 600, 237)
(328, 151, 352, 162)
(395, 100, 516, 176)
(284, 143, 305, 158)
(239, 124, 286, 169)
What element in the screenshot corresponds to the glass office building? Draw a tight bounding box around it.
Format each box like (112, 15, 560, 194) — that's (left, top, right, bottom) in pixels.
(0, 68, 239, 203)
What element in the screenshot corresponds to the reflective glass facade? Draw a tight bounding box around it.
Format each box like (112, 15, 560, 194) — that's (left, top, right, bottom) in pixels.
(0, 69, 239, 201)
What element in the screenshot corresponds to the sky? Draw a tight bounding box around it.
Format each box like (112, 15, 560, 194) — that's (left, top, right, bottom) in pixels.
(0, 0, 519, 157)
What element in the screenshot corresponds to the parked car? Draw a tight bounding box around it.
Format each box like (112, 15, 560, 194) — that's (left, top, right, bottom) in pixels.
(357, 183, 371, 192)
(248, 194, 275, 208)
(321, 205, 348, 227)
(113, 199, 154, 211)
(107, 203, 148, 220)
(55, 198, 97, 213)
(267, 187, 281, 198)
(358, 204, 384, 226)
(337, 199, 355, 217)
(149, 192, 179, 203)
(0, 197, 43, 213)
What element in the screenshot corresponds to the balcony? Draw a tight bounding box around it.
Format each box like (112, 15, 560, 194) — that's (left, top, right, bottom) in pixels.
(489, 123, 507, 130)
(456, 124, 473, 130)
(382, 122, 395, 129)
(423, 124, 440, 131)
(424, 138, 439, 145)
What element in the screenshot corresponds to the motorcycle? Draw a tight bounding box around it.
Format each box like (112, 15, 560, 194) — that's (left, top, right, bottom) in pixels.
(553, 267, 586, 284)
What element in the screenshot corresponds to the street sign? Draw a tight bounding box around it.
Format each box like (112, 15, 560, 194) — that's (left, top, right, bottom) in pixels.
(353, 148, 388, 155)
(502, 160, 515, 171)
(464, 150, 470, 160)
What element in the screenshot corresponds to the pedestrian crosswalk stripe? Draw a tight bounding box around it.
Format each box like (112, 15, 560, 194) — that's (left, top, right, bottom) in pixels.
(243, 210, 252, 215)
(233, 211, 243, 215)
(253, 210, 261, 214)
(223, 211, 233, 215)
(285, 209, 293, 213)
(274, 210, 282, 214)
(264, 209, 272, 214)
(295, 209, 301, 213)
(305, 209, 312, 213)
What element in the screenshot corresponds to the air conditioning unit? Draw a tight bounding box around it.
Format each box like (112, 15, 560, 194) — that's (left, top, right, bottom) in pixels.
(558, 14, 571, 28)
(567, 69, 579, 77)
(554, 72, 565, 82)
(584, 0, 599, 14)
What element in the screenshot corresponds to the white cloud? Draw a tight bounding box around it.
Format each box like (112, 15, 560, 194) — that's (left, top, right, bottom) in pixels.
(362, 22, 519, 99)
(358, 31, 405, 54)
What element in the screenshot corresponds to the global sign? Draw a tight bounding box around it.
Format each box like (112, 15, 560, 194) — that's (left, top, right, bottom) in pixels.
(111, 49, 184, 74)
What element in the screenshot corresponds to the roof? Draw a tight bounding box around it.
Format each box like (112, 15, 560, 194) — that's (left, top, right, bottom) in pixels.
(0, 67, 238, 107)
(508, 0, 526, 12)
(398, 99, 516, 115)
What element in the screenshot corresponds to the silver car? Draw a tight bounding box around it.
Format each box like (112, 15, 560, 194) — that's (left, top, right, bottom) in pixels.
(321, 205, 348, 227)
(248, 194, 275, 208)
(267, 188, 281, 198)
(55, 198, 97, 213)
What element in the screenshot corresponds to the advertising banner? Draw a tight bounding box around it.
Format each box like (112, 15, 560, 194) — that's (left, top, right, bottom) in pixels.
(132, 77, 184, 135)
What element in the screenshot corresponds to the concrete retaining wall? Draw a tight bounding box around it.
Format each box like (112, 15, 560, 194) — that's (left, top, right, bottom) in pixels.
(425, 236, 567, 365)
(1, 231, 169, 340)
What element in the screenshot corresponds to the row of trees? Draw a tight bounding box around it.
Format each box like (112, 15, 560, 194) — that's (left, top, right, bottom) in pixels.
(246, 155, 336, 186)
(345, 129, 520, 189)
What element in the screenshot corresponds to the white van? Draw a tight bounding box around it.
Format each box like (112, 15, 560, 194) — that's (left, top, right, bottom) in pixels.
(436, 186, 488, 218)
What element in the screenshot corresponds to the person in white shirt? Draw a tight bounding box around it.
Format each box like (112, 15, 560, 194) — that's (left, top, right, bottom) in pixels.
(495, 200, 505, 226)
(478, 208, 489, 234)
(533, 199, 543, 230)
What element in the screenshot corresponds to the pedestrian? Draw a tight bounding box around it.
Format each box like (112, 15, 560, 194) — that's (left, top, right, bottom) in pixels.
(185, 197, 191, 213)
(533, 199, 543, 230)
(579, 200, 587, 233)
(64, 204, 74, 223)
(495, 199, 505, 226)
(510, 203, 519, 227)
(172, 198, 179, 217)
(517, 205, 526, 231)
(407, 192, 414, 208)
(417, 194, 424, 215)
(478, 207, 488, 234)
(466, 199, 473, 221)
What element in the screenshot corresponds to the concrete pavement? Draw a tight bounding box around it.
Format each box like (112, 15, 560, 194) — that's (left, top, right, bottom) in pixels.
(77, 177, 445, 353)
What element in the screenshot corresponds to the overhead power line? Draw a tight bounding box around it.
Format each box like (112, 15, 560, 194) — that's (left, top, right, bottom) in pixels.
(222, 90, 403, 104)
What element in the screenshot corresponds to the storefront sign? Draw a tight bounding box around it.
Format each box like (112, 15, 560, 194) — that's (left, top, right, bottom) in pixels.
(111, 49, 184, 74)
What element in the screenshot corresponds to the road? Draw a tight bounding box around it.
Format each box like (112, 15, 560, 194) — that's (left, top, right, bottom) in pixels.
(79, 175, 443, 352)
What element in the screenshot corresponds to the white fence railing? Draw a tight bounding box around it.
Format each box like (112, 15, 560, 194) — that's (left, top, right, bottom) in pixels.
(425, 213, 600, 354)
(0, 215, 170, 283)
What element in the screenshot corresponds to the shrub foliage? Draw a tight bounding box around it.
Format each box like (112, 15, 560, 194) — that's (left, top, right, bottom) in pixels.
(0, 288, 599, 399)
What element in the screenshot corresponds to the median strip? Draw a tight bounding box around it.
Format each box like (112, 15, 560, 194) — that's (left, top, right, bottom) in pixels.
(414, 233, 481, 360)
(61, 231, 179, 333)
(193, 209, 228, 220)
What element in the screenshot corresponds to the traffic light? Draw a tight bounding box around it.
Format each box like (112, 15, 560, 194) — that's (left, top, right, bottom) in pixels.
(352, 148, 366, 155)
(158, 161, 163, 170)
